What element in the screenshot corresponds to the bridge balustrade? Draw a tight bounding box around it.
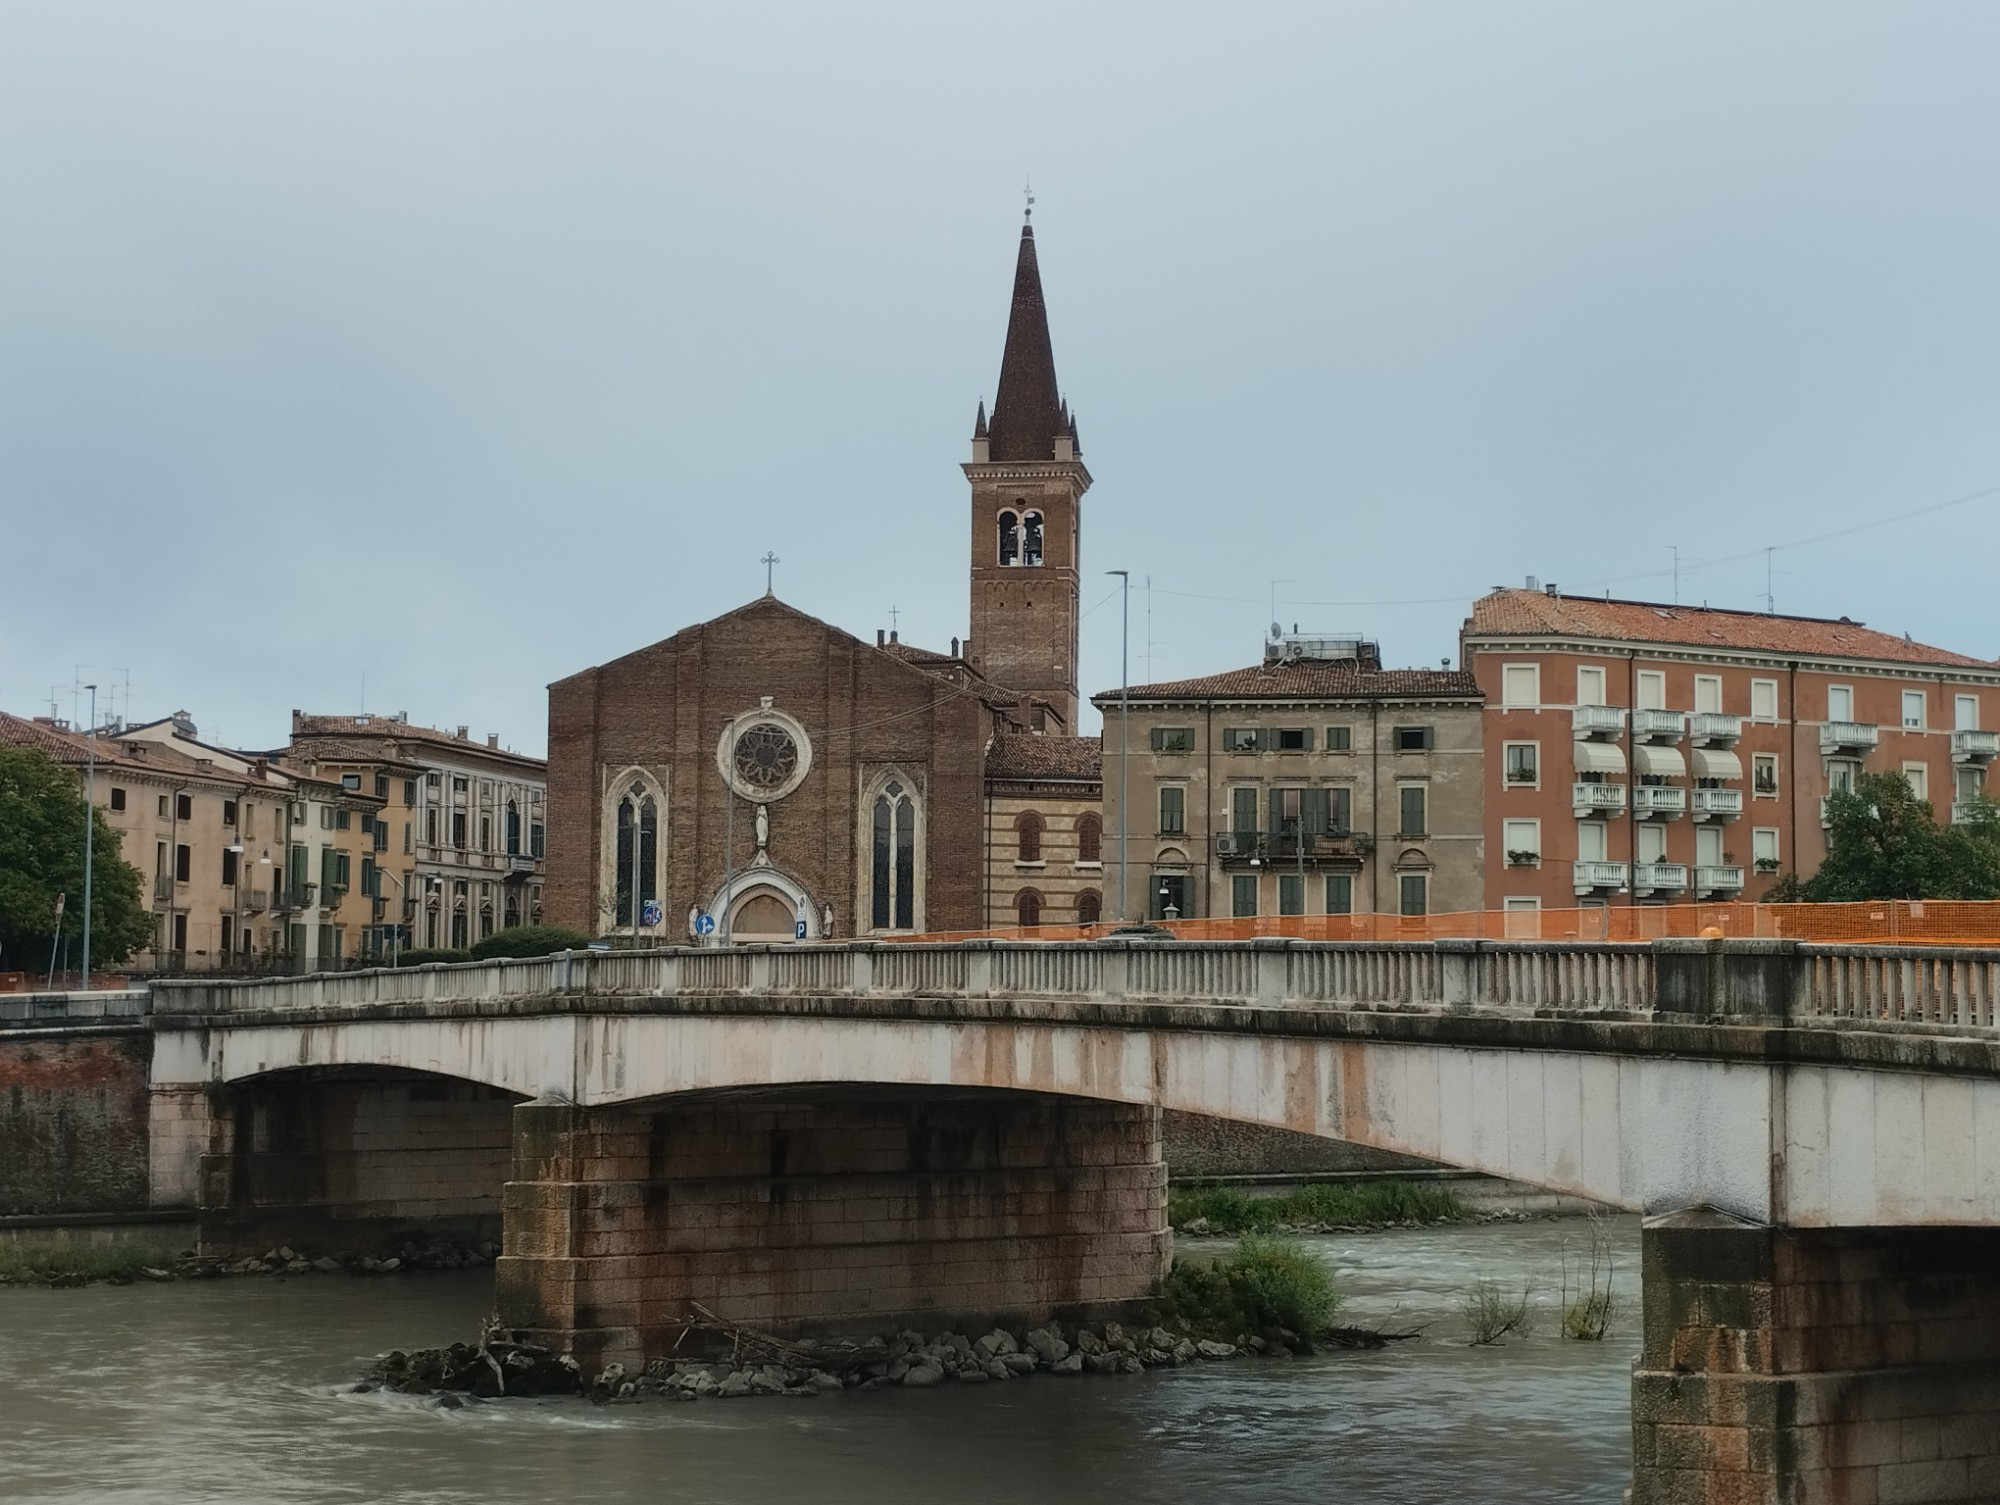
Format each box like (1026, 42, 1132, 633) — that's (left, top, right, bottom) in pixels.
(1798, 945, 2000, 1030)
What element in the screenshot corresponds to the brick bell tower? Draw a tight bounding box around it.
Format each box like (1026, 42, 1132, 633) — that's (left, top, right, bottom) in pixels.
(964, 210, 1090, 729)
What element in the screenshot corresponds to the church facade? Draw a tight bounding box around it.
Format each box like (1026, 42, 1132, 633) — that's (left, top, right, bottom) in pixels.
(544, 217, 1104, 943)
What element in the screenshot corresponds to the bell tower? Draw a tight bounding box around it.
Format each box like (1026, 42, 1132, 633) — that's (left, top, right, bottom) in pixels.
(963, 214, 1090, 729)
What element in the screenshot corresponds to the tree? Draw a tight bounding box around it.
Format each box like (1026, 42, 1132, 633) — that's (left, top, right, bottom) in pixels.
(1766, 770, 2000, 902)
(467, 924, 590, 961)
(0, 744, 153, 972)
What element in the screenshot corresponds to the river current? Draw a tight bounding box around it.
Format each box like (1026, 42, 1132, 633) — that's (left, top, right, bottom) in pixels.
(0, 1217, 1640, 1505)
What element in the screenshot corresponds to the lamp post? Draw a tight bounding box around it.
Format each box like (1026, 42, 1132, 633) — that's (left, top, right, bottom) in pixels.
(80, 683, 96, 990)
(1107, 570, 1129, 921)
(372, 867, 407, 967)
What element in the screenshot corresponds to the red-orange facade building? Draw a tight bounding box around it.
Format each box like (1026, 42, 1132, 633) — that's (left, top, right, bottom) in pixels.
(1461, 587, 2000, 918)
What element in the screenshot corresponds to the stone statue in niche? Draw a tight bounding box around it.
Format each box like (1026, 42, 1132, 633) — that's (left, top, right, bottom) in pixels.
(821, 902, 835, 938)
(753, 803, 770, 864)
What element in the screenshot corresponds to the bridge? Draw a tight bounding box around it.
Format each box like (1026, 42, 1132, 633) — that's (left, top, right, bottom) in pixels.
(14, 937, 2000, 1504)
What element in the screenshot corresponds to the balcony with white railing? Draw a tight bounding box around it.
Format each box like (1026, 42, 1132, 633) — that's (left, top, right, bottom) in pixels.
(1951, 729, 1999, 763)
(1631, 709, 1685, 742)
(1572, 782, 1627, 817)
(1572, 704, 1626, 740)
(1631, 785, 1686, 819)
(1572, 860, 1628, 894)
(1632, 862, 1688, 894)
(1818, 721, 1879, 755)
(1695, 865, 1745, 893)
(1691, 788, 1743, 821)
(1952, 801, 1988, 826)
(1690, 713, 1743, 745)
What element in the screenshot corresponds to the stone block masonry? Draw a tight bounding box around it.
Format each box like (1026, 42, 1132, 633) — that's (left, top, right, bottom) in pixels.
(1629, 1209, 2000, 1505)
(0, 1031, 151, 1216)
(496, 1091, 1170, 1371)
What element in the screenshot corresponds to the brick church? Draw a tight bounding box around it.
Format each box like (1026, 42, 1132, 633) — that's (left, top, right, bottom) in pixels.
(545, 217, 1105, 942)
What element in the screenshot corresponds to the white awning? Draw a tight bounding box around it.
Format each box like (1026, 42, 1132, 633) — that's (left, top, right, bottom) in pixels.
(1633, 744, 1686, 779)
(1692, 748, 1743, 780)
(1573, 742, 1627, 776)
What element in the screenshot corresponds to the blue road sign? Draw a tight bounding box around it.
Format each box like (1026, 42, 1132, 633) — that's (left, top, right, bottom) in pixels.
(641, 899, 663, 927)
(694, 912, 717, 936)
(794, 919, 808, 940)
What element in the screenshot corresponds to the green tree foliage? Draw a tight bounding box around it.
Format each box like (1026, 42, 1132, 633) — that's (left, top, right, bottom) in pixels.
(0, 745, 153, 970)
(1767, 771, 2000, 902)
(466, 924, 590, 961)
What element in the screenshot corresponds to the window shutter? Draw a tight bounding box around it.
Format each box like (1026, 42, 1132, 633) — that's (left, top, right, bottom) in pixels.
(1302, 787, 1328, 836)
(321, 847, 336, 893)
(1149, 727, 1163, 752)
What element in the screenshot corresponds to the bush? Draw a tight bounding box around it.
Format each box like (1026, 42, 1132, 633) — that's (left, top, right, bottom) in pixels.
(391, 948, 473, 968)
(1169, 1179, 1467, 1234)
(467, 925, 590, 961)
(1460, 1278, 1534, 1345)
(1158, 1234, 1340, 1337)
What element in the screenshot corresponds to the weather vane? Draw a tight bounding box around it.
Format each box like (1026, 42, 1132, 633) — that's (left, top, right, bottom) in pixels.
(1023, 179, 1034, 222)
(761, 551, 779, 595)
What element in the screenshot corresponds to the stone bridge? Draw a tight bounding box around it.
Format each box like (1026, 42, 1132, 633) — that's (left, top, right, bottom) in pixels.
(26, 937, 2000, 1504)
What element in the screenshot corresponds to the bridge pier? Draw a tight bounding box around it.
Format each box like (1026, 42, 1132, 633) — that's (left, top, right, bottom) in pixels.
(1630, 1210, 2000, 1505)
(494, 1090, 1169, 1371)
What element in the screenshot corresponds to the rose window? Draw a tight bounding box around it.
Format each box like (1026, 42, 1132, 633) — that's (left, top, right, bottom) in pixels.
(732, 723, 799, 791)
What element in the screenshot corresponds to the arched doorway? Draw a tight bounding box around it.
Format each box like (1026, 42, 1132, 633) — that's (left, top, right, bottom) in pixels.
(729, 888, 796, 944)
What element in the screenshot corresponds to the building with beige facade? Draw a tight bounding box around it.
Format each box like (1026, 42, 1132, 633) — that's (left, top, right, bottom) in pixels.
(983, 732, 1103, 929)
(1091, 636, 1485, 923)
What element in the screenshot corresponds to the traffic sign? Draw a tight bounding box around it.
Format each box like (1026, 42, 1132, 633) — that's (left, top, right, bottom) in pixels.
(694, 912, 716, 936)
(641, 899, 663, 927)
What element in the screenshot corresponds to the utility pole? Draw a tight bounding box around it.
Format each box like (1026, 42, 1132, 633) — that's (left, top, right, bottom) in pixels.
(1108, 570, 1130, 921)
(81, 684, 96, 991)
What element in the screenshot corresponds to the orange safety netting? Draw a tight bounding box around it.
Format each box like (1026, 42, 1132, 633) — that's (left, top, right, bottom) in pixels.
(892, 900, 2000, 948)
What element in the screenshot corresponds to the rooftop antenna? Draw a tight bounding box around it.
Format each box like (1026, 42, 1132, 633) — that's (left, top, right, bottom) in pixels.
(1269, 579, 1294, 641)
(1145, 574, 1153, 682)
(1670, 546, 1680, 606)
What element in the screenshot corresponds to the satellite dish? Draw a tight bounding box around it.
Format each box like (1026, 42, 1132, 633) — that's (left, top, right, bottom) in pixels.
(1269, 622, 1284, 640)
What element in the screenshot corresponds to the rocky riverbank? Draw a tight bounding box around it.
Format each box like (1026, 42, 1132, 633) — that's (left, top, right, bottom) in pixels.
(0, 1235, 497, 1288)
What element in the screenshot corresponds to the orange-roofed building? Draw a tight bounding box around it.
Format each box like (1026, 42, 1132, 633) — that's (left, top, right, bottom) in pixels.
(1460, 586, 2000, 921)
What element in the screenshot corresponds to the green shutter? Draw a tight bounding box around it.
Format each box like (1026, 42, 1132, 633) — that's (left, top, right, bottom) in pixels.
(1302, 787, 1328, 836)
(320, 846, 336, 893)
(1231, 788, 1258, 833)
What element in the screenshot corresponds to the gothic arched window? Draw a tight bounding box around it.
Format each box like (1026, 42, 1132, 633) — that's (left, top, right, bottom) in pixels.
(614, 782, 659, 927)
(871, 779, 918, 930)
(998, 511, 1019, 566)
(1076, 813, 1102, 864)
(1077, 890, 1102, 925)
(1016, 810, 1044, 863)
(505, 799, 521, 856)
(1016, 889, 1043, 929)
(1022, 510, 1044, 566)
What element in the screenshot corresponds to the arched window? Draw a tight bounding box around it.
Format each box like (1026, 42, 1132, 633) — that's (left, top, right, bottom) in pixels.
(871, 779, 918, 930)
(1016, 810, 1044, 862)
(1022, 510, 1044, 566)
(1076, 813, 1102, 864)
(614, 782, 659, 927)
(505, 800, 521, 856)
(1016, 889, 1043, 929)
(998, 511, 1019, 566)
(1077, 890, 1102, 924)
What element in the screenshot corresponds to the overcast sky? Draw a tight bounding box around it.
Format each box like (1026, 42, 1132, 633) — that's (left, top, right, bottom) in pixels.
(4, 3, 1998, 754)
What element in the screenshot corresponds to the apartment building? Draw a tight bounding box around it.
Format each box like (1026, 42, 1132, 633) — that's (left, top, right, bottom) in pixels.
(984, 732, 1104, 929)
(1461, 586, 2000, 919)
(1092, 635, 1485, 922)
(286, 713, 548, 951)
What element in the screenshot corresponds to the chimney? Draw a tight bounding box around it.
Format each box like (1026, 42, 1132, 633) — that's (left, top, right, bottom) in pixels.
(487, 733, 499, 749)
(1544, 582, 1559, 597)
(950, 636, 960, 657)
(877, 629, 886, 647)
(457, 726, 469, 740)
(890, 629, 899, 644)
(1525, 575, 1539, 592)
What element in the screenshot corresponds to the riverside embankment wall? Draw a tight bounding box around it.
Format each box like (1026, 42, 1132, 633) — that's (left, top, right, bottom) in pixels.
(0, 1026, 152, 1217)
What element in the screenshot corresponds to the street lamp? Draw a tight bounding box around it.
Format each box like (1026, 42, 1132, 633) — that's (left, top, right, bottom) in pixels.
(80, 683, 96, 991)
(372, 868, 408, 967)
(1107, 570, 1129, 921)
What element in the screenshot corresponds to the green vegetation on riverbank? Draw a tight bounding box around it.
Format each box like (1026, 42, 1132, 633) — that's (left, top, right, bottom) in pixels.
(1157, 1234, 1341, 1337)
(1169, 1179, 1468, 1234)
(0, 1243, 181, 1287)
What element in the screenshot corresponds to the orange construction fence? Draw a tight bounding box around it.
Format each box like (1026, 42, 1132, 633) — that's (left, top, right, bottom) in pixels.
(893, 900, 2000, 949)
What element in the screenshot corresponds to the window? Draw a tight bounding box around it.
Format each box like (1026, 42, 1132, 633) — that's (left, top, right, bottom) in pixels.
(174, 844, 191, 882)
(1502, 896, 1541, 938)
(1223, 727, 1262, 753)
(451, 913, 468, 948)
(1015, 810, 1044, 863)
(109, 787, 126, 811)
(339, 773, 361, 791)
(1077, 891, 1102, 924)
(870, 780, 919, 930)
(998, 510, 1019, 566)
(1576, 666, 1606, 706)
(1157, 787, 1185, 835)
(1398, 873, 1428, 917)
(1696, 825, 1724, 868)
(1957, 695, 1981, 732)
(373, 817, 388, 852)
(452, 812, 467, 848)
(1015, 889, 1042, 929)
(1504, 743, 1539, 785)
(1827, 684, 1854, 722)
(1956, 765, 1985, 802)
(335, 809, 350, 831)
(1077, 814, 1102, 864)
(1230, 787, 1259, 833)
(1501, 664, 1540, 708)
(1325, 725, 1352, 753)
(1153, 874, 1188, 921)
(1231, 874, 1258, 917)
(1576, 821, 1608, 862)
(426, 771, 441, 789)
(1637, 824, 1666, 864)
(1022, 510, 1044, 566)
(505, 801, 521, 856)
(1636, 671, 1666, 711)
(360, 857, 377, 901)
(1753, 828, 1780, 870)
(404, 779, 418, 805)
(1278, 874, 1303, 916)
(1827, 759, 1860, 794)
(1902, 691, 1926, 729)
(1324, 874, 1353, 914)
(426, 810, 439, 845)
(1753, 754, 1779, 796)
(221, 848, 239, 886)
(1398, 784, 1427, 837)
(176, 793, 192, 821)
(1502, 819, 1539, 863)
(1902, 763, 1928, 801)
(1750, 679, 1779, 722)
(1394, 726, 1434, 752)
(1275, 727, 1311, 752)
(371, 773, 387, 799)
(157, 794, 169, 818)
(1694, 676, 1723, 715)
(1326, 786, 1353, 833)
(287, 843, 308, 897)
(479, 815, 491, 852)
(452, 776, 468, 794)
(530, 821, 545, 859)
(613, 782, 659, 927)
(403, 822, 412, 854)
(220, 799, 237, 825)
(1150, 726, 1194, 753)
(172, 913, 188, 954)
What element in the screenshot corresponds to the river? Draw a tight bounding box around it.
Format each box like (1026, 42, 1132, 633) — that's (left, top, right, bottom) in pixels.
(0, 1217, 1639, 1505)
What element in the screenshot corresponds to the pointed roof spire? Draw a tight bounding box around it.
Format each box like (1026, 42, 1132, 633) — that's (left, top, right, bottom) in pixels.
(973, 399, 988, 439)
(985, 221, 1066, 462)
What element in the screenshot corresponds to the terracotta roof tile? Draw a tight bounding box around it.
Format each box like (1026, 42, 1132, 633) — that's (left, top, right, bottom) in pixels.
(986, 733, 1102, 782)
(1465, 589, 1998, 669)
(1095, 662, 1481, 704)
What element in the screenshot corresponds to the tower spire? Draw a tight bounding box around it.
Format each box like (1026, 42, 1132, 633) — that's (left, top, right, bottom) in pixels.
(985, 219, 1065, 463)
